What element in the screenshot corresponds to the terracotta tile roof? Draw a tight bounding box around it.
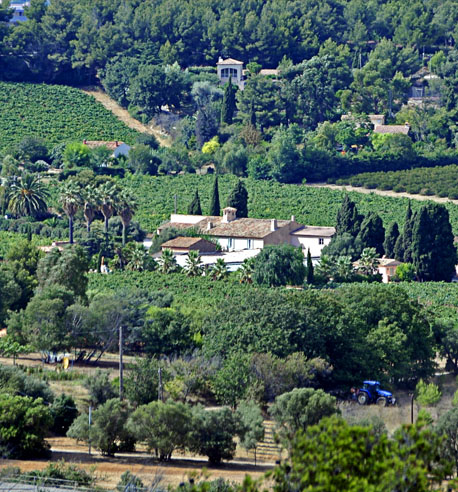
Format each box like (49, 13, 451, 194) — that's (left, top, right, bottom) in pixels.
(205, 218, 291, 239)
(291, 226, 336, 237)
(373, 125, 410, 135)
(162, 237, 209, 248)
(158, 222, 199, 231)
(378, 258, 402, 267)
(83, 140, 124, 150)
(217, 58, 243, 65)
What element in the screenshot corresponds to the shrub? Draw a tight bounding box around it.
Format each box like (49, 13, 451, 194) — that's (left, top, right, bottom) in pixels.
(0, 394, 52, 458)
(50, 394, 79, 435)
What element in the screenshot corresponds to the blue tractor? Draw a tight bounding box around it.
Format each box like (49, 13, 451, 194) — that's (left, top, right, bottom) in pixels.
(355, 380, 396, 406)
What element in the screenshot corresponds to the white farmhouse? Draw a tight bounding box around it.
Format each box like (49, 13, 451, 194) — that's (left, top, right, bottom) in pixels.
(157, 207, 334, 258)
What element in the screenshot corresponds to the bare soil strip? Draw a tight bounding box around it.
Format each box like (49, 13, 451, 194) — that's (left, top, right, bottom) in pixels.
(81, 87, 171, 147)
(306, 183, 458, 205)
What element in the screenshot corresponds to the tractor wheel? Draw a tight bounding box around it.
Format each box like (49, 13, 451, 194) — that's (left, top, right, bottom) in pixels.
(376, 397, 387, 407)
(357, 393, 368, 405)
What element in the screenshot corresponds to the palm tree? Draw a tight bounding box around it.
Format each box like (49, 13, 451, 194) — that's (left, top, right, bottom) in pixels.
(358, 247, 379, 275)
(81, 185, 99, 233)
(59, 180, 81, 244)
(315, 254, 334, 283)
(6, 173, 49, 218)
(126, 244, 149, 271)
(185, 250, 202, 277)
(98, 182, 119, 235)
(334, 256, 354, 282)
(117, 189, 137, 246)
(211, 258, 228, 280)
(158, 248, 177, 274)
(238, 257, 255, 284)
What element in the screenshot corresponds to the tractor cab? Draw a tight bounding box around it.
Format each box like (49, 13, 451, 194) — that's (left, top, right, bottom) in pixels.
(357, 380, 396, 406)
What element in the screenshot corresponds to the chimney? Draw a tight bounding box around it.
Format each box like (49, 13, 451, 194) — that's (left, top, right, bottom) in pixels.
(291, 215, 295, 222)
(115, 140, 119, 146)
(222, 207, 237, 223)
(207, 221, 213, 231)
(271, 219, 277, 231)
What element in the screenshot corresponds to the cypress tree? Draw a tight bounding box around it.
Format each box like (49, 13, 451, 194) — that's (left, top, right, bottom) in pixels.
(221, 77, 236, 125)
(402, 201, 414, 263)
(383, 222, 399, 258)
(306, 248, 314, 284)
(357, 212, 385, 256)
(227, 180, 249, 218)
(209, 176, 221, 216)
(335, 195, 362, 237)
(188, 189, 202, 215)
(412, 203, 457, 281)
(393, 234, 404, 262)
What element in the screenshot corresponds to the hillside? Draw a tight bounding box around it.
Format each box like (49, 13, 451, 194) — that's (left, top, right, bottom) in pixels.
(0, 82, 140, 150)
(121, 174, 458, 234)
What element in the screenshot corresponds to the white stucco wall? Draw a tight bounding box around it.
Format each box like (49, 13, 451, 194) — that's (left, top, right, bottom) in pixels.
(290, 235, 331, 257)
(215, 237, 264, 251)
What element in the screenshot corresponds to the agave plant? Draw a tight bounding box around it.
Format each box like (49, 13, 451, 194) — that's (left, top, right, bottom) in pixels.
(184, 250, 202, 277)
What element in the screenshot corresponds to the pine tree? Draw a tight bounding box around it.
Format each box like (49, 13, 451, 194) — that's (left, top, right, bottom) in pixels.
(411, 203, 457, 281)
(383, 222, 399, 258)
(209, 176, 221, 216)
(357, 212, 385, 256)
(221, 77, 236, 125)
(306, 248, 314, 284)
(335, 195, 362, 237)
(227, 180, 249, 218)
(188, 189, 202, 215)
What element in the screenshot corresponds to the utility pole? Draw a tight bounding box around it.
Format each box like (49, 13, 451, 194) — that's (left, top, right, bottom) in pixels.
(173, 194, 178, 214)
(88, 405, 92, 456)
(119, 326, 124, 401)
(158, 367, 163, 402)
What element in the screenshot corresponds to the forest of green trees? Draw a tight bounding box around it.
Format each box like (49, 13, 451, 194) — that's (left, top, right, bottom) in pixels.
(2, 0, 458, 184)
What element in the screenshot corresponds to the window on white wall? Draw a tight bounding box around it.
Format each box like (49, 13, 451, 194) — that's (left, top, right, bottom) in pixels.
(247, 239, 253, 249)
(319, 238, 324, 245)
(228, 238, 234, 250)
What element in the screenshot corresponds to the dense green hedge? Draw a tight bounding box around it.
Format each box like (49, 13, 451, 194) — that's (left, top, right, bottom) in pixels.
(334, 165, 458, 199)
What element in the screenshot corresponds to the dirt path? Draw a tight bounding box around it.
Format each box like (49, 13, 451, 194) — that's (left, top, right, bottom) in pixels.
(306, 183, 458, 205)
(82, 87, 171, 147)
(1, 439, 271, 490)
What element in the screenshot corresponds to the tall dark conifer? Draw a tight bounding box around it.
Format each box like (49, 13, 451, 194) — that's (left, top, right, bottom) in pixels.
(357, 212, 385, 256)
(383, 222, 399, 258)
(411, 203, 457, 281)
(335, 195, 362, 237)
(306, 248, 314, 284)
(221, 77, 236, 125)
(402, 201, 414, 263)
(188, 189, 202, 215)
(209, 176, 221, 216)
(227, 180, 249, 218)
